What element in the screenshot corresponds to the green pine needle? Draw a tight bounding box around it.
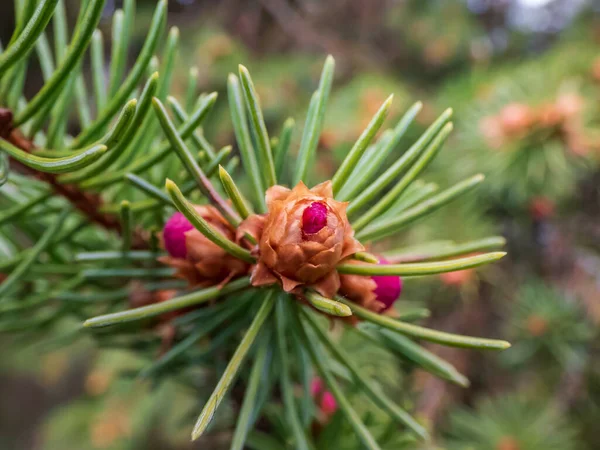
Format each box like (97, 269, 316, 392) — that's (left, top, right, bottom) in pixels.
(218, 165, 253, 220)
(228, 74, 266, 211)
(14, 0, 106, 126)
(357, 173, 485, 241)
(154, 97, 241, 225)
(83, 276, 251, 328)
(0, 138, 106, 173)
(293, 55, 335, 185)
(274, 117, 295, 182)
(338, 297, 510, 350)
(303, 310, 430, 439)
(191, 291, 276, 441)
(361, 328, 470, 387)
(347, 108, 452, 217)
(384, 236, 507, 263)
(305, 291, 352, 317)
(337, 251, 506, 276)
(59, 97, 140, 183)
(275, 298, 313, 450)
(337, 100, 423, 202)
(292, 307, 383, 450)
(0, 206, 71, 299)
(0, 0, 60, 76)
(332, 94, 393, 195)
(125, 173, 172, 206)
(70, 0, 167, 147)
(238, 65, 277, 188)
(230, 335, 271, 450)
(165, 178, 254, 263)
(352, 122, 454, 231)
(119, 200, 133, 251)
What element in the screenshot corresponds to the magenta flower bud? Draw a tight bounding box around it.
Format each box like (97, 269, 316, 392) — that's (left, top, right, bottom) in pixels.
(372, 257, 402, 311)
(163, 212, 194, 258)
(310, 377, 324, 396)
(160, 206, 249, 288)
(339, 256, 402, 313)
(302, 201, 328, 235)
(310, 377, 338, 418)
(320, 392, 337, 416)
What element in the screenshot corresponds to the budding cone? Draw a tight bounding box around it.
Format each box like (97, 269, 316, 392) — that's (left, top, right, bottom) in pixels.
(159, 205, 248, 287)
(339, 256, 402, 313)
(239, 181, 363, 298)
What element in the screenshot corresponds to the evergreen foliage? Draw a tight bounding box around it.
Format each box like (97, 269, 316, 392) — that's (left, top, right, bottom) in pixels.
(0, 1, 512, 448)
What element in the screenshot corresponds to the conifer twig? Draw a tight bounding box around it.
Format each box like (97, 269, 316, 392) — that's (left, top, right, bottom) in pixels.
(0, 108, 147, 247)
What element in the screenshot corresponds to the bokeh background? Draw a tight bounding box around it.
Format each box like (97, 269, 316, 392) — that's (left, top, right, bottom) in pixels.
(1, 0, 599, 449)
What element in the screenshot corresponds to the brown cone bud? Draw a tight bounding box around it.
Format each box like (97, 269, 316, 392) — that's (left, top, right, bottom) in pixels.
(159, 205, 248, 287)
(239, 181, 364, 298)
(498, 103, 535, 136)
(339, 271, 381, 312)
(339, 257, 403, 314)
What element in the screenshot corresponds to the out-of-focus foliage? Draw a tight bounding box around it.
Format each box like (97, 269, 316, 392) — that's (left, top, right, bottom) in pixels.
(502, 280, 595, 371)
(446, 395, 582, 450)
(1, 0, 600, 449)
(437, 34, 600, 212)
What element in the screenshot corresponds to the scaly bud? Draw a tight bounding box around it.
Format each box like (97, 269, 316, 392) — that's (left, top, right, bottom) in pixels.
(238, 181, 364, 298)
(159, 205, 248, 287)
(340, 256, 402, 313)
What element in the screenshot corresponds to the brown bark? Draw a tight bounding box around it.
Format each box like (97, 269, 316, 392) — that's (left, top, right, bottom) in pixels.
(0, 107, 147, 248)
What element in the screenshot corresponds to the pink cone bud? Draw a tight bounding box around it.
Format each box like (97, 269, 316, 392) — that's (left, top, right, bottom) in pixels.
(302, 202, 328, 235)
(310, 377, 324, 397)
(163, 212, 194, 258)
(311, 377, 338, 418)
(320, 392, 337, 416)
(372, 257, 402, 311)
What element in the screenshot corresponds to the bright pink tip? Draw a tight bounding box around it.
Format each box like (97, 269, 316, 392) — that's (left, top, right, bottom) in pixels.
(372, 257, 402, 311)
(163, 212, 194, 258)
(321, 392, 338, 416)
(302, 202, 328, 234)
(311, 377, 338, 416)
(310, 377, 324, 397)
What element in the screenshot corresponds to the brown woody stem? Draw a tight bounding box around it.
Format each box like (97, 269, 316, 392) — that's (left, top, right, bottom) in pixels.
(0, 107, 147, 248)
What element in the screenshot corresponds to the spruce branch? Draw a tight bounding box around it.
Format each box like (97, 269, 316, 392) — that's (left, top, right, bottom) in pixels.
(0, 109, 147, 247)
(0, 6, 518, 447)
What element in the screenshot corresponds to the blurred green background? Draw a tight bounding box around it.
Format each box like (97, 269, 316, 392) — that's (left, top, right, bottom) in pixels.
(1, 0, 599, 449)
